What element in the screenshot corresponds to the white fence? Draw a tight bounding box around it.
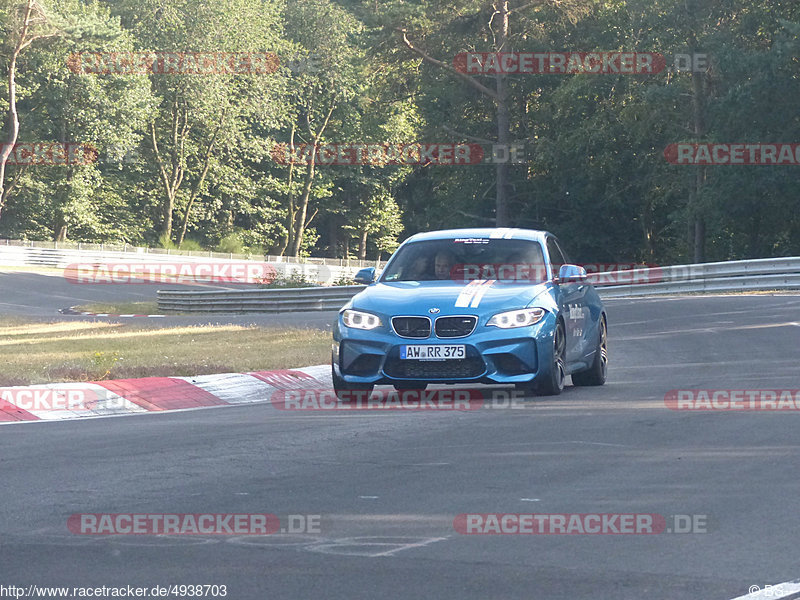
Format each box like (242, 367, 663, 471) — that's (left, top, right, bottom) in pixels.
(0, 239, 384, 285)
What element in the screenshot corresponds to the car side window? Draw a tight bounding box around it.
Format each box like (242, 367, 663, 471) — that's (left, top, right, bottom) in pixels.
(546, 238, 566, 278)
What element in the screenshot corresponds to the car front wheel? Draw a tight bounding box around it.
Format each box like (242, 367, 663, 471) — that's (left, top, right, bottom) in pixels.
(332, 364, 375, 400)
(515, 319, 566, 397)
(572, 315, 607, 387)
(535, 319, 566, 396)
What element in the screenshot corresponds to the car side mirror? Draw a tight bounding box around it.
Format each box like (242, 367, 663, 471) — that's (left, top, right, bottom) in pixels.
(353, 267, 376, 285)
(557, 264, 588, 284)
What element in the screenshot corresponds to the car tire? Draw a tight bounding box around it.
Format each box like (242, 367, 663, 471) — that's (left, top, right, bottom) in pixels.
(572, 315, 607, 387)
(331, 364, 374, 401)
(534, 319, 566, 396)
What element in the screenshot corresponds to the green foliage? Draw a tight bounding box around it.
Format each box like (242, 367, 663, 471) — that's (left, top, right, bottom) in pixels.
(258, 269, 317, 288)
(178, 238, 203, 251)
(157, 233, 176, 249)
(1, 0, 798, 263)
(332, 272, 356, 286)
(91, 350, 120, 380)
(216, 232, 245, 254)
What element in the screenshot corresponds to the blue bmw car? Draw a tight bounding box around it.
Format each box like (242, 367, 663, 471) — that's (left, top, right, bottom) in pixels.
(332, 228, 607, 397)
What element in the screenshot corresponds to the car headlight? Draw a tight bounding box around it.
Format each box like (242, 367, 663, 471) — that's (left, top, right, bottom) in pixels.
(487, 308, 546, 329)
(342, 309, 382, 330)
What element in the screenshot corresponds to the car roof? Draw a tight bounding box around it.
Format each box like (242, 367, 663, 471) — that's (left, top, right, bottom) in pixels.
(403, 228, 550, 244)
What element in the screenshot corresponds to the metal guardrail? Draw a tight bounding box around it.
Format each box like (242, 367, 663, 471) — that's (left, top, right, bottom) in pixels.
(157, 285, 367, 313)
(590, 257, 800, 297)
(155, 257, 800, 314)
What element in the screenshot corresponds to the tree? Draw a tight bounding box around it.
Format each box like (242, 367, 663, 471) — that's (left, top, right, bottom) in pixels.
(0, 0, 60, 220)
(370, 0, 591, 226)
(110, 0, 287, 246)
(277, 0, 365, 256)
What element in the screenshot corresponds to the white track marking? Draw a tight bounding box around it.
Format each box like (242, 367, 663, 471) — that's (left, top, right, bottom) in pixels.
(307, 536, 447, 557)
(729, 580, 800, 599)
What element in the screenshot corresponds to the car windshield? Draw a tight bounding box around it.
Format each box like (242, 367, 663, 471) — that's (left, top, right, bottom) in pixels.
(381, 238, 547, 283)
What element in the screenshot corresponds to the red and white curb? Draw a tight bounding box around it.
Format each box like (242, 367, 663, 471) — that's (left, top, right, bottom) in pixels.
(59, 306, 165, 318)
(0, 365, 329, 425)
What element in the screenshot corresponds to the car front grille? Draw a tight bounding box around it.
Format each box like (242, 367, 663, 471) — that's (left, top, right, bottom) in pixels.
(435, 316, 477, 338)
(392, 316, 431, 339)
(384, 357, 485, 379)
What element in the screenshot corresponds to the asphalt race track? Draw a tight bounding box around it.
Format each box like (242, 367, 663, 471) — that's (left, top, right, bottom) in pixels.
(0, 270, 336, 330)
(1, 294, 800, 600)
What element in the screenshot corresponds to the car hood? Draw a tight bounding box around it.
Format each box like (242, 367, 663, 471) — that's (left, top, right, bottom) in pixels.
(349, 280, 553, 316)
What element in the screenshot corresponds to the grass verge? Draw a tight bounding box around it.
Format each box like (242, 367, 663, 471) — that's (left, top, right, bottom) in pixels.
(74, 301, 161, 314)
(0, 317, 331, 385)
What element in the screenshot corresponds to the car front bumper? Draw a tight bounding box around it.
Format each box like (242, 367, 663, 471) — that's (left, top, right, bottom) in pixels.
(332, 312, 557, 386)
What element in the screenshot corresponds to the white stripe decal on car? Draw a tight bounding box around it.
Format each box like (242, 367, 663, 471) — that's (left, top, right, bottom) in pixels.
(488, 228, 519, 239)
(455, 280, 483, 308)
(470, 280, 496, 308)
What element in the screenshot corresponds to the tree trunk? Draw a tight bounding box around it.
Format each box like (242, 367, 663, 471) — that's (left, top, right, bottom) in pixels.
(688, 21, 706, 262)
(151, 99, 187, 244)
(278, 126, 298, 257)
(0, 52, 21, 222)
(398, 9, 508, 226)
(289, 154, 316, 256)
(358, 227, 368, 260)
(328, 215, 340, 257)
(494, 0, 511, 226)
(287, 102, 336, 256)
(0, 2, 33, 222)
(176, 110, 224, 247)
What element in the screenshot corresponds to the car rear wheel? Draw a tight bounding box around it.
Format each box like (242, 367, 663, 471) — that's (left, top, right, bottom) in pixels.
(331, 364, 374, 401)
(534, 319, 566, 396)
(571, 315, 607, 387)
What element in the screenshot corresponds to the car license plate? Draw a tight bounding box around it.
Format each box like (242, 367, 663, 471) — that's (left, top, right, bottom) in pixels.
(400, 345, 466, 360)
